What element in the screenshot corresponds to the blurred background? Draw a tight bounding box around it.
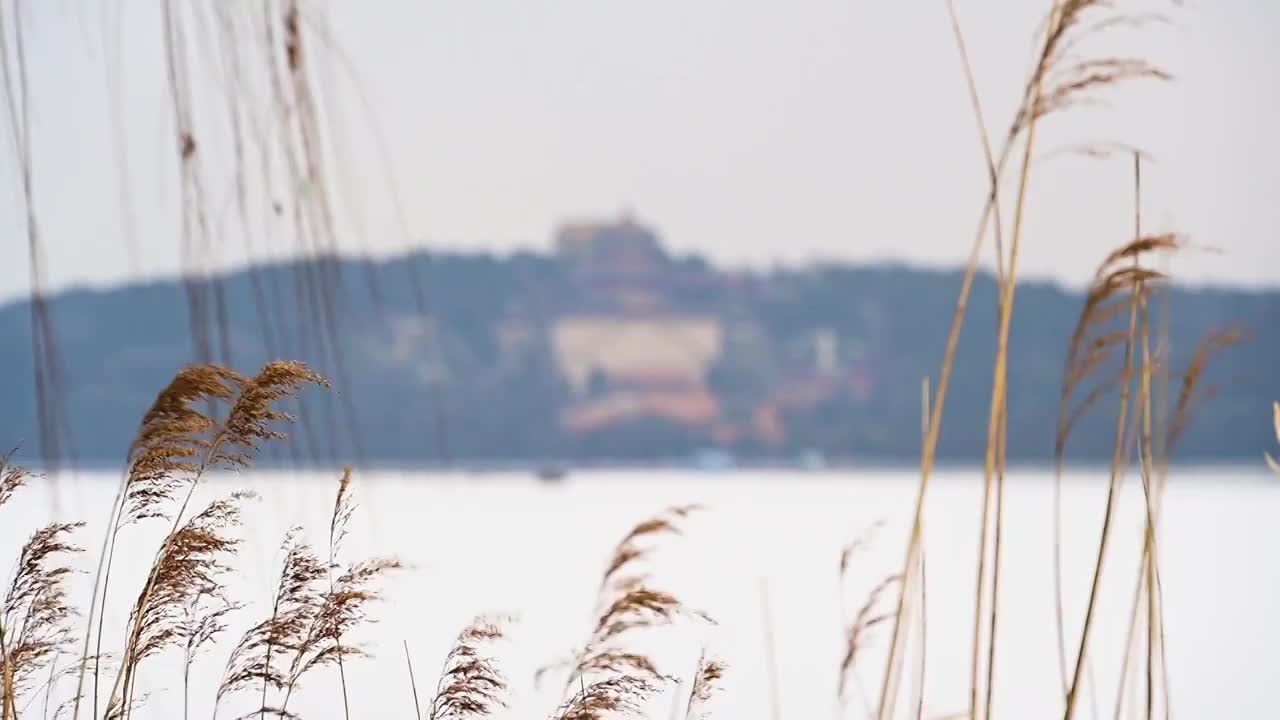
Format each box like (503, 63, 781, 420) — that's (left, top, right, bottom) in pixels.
(2, 1, 1278, 469)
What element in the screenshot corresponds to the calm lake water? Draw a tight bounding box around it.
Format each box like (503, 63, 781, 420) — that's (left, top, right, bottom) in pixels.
(2, 467, 1275, 719)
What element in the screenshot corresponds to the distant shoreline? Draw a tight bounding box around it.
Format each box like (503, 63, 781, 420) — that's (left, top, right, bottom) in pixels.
(23, 457, 1270, 476)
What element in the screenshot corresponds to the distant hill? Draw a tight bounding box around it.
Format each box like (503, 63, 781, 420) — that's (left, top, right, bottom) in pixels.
(2, 243, 1276, 467)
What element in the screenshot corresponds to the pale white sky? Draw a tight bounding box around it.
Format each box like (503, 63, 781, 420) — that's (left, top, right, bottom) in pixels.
(2, 1, 1277, 303)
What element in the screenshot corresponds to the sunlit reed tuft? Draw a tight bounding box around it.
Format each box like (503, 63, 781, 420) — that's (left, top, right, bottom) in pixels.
(554, 675, 659, 720)
(428, 614, 513, 719)
(2, 519, 83, 720)
(599, 505, 702, 601)
(0, 451, 30, 509)
(216, 528, 326, 719)
(683, 651, 725, 720)
(108, 491, 254, 719)
(214, 470, 399, 719)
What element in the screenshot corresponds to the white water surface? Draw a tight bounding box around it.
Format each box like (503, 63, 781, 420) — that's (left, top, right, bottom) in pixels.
(1, 467, 1275, 719)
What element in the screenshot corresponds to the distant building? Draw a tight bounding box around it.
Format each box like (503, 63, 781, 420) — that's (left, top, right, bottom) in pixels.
(555, 213, 674, 312)
(553, 312, 724, 435)
(555, 213, 667, 275)
(552, 314, 724, 396)
(548, 213, 728, 435)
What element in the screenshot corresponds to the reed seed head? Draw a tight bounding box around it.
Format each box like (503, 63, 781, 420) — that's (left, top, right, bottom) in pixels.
(554, 675, 659, 720)
(2, 521, 84, 707)
(429, 614, 514, 719)
(685, 651, 726, 720)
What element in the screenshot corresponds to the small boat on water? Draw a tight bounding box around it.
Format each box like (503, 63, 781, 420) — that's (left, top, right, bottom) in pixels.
(536, 465, 568, 483)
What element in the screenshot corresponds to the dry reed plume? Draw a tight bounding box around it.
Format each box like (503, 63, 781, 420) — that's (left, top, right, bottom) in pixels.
(0, 452, 29, 509)
(179, 590, 240, 719)
(283, 556, 402, 707)
(89, 362, 324, 720)
(531, 506, 719, 720)
(840, 576, 901, 713)
(216, 527, 326, 719)
(5, 361, 404, 720)
(1053, 233, 1171, 720)
(575, 588, 684, 683)
(598, 504, 703, 602)
(215, 470, 399, 720)
(554, 675, 659, 720)
(426, 614, 513, 719)
(106, 492, 255, 720)
(682, 651, 725, 720)
(1, 454, 84, 720)
(835, 521, 895, 718)
(85, 361, 323, 704)
(1051, 217, 1244, 720)
(571, 507, 712, 689)
(1, 494, 83, 720)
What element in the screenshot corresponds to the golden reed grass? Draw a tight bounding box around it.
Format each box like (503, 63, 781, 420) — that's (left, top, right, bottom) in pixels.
(0, 362, 409, 720)
(683, 651, 725, 720)
(6, 370, 734, 719)
(1, 450, 84, 720)
(427, 614, 512, 719)
(873, 3, 1208, 720)
(527, 504, 723, 719)
(836, 520, 896, 718)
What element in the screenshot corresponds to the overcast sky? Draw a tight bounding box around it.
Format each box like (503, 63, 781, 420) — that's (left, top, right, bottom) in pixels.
(2, 1, 1277, 303)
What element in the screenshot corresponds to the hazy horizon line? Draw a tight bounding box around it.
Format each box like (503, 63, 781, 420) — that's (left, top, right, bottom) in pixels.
(6, 242, 1278, 308)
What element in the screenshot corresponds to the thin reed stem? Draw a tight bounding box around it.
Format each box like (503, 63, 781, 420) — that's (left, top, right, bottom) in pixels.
(404, 640, 422, 720)
(970, 454, 995, 720)
(258, 575, 287, 720)
(915, 547, 928, 720)
(1, 621, 13, 720)
(328, 469, 353, 720)
(944, 10, 1012, 709)
(1117, 304, 1170, 720)
(876, 140, 1014, 720)
(969, 0, 1051, 708)
(879, 2, 1026, 713)
(1134, 153, 1157, 720)
(92, 502, 128, 718)
(1064, 279, 1143, 720)
(1142, 332, 1156, 720)
(914, 379, 930, 720)
(41, 650, 58, 720)
(72, 473, 129, 720)
(984, 409, 1007, 720)
(1053, 423, 1069, 696)
(760, 578, 782, 720)
(944, 0, 1006, 277)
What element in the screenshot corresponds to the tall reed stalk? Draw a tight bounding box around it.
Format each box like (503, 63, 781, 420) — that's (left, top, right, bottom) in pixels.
(878, 2, 1178, 717)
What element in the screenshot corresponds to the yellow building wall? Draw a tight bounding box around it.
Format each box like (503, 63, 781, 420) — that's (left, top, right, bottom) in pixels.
(552, 315, 724, 394)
